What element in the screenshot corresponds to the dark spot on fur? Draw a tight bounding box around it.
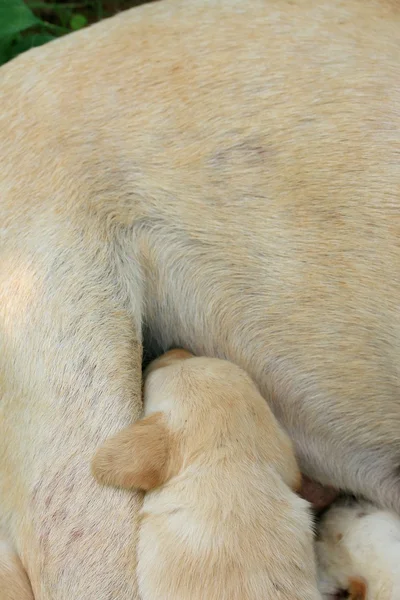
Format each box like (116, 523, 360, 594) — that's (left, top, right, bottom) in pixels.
(51, 509, 67, 524)
(167, 508, 183, 516)
(209, 138, 270, 169)
(67, 528, 84, 544)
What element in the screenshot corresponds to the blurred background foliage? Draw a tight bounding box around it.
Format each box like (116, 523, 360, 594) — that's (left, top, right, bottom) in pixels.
(0, 0, 152, 66)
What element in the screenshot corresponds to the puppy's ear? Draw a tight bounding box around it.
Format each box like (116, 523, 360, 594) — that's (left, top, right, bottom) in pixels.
(348, 576, 367, 600)
(92, 412, 169, 491)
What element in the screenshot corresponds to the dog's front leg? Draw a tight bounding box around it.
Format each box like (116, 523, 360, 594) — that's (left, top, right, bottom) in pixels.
(0, 235, 143, 600)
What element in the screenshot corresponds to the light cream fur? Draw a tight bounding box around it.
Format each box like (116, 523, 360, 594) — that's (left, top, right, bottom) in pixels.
(0, 537, 34, 600)
(0, 0, 400, 597)
(316, 500, 400, 599)
(93, 350, 320, 600)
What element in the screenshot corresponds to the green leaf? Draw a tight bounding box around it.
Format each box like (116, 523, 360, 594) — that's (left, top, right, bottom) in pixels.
(57, 7, 73, 29)
(8, 32, 55, 60)
(0, 36, 13, 66)
(0, 0, 42, 38)
(69, 13, 87, 30)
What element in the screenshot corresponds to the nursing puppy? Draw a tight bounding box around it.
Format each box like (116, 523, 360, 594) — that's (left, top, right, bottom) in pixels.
(0, 537, 34, 600)
(93, 350, 321, 600)
(316, 500, 400, 599)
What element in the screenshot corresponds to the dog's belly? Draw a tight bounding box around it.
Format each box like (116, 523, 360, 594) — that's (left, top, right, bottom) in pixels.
(139, 196, 400, 511)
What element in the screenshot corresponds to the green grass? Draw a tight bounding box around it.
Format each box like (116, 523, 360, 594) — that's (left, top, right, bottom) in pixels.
(0, 0, 152, 66)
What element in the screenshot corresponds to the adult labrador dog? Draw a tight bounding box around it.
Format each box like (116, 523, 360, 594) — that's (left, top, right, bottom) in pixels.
(0, 0, 399, 597)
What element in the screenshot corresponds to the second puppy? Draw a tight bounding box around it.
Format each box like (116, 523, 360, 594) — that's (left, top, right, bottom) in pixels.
(316, 499, 400, 599)
(92, 349, 321, 600)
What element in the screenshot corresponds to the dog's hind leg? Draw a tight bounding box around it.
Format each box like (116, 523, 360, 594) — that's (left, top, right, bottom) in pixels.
(0, 219, 144, 599)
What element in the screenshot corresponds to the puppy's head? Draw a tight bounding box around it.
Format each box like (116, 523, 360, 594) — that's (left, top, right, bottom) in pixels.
(92, 349, 300, 493)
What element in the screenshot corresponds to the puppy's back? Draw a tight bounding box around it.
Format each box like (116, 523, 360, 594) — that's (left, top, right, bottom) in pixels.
(139, 461, 319, 600)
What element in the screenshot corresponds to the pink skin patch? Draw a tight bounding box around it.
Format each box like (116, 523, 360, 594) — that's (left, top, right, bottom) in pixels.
(299, 475, 339, 511)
